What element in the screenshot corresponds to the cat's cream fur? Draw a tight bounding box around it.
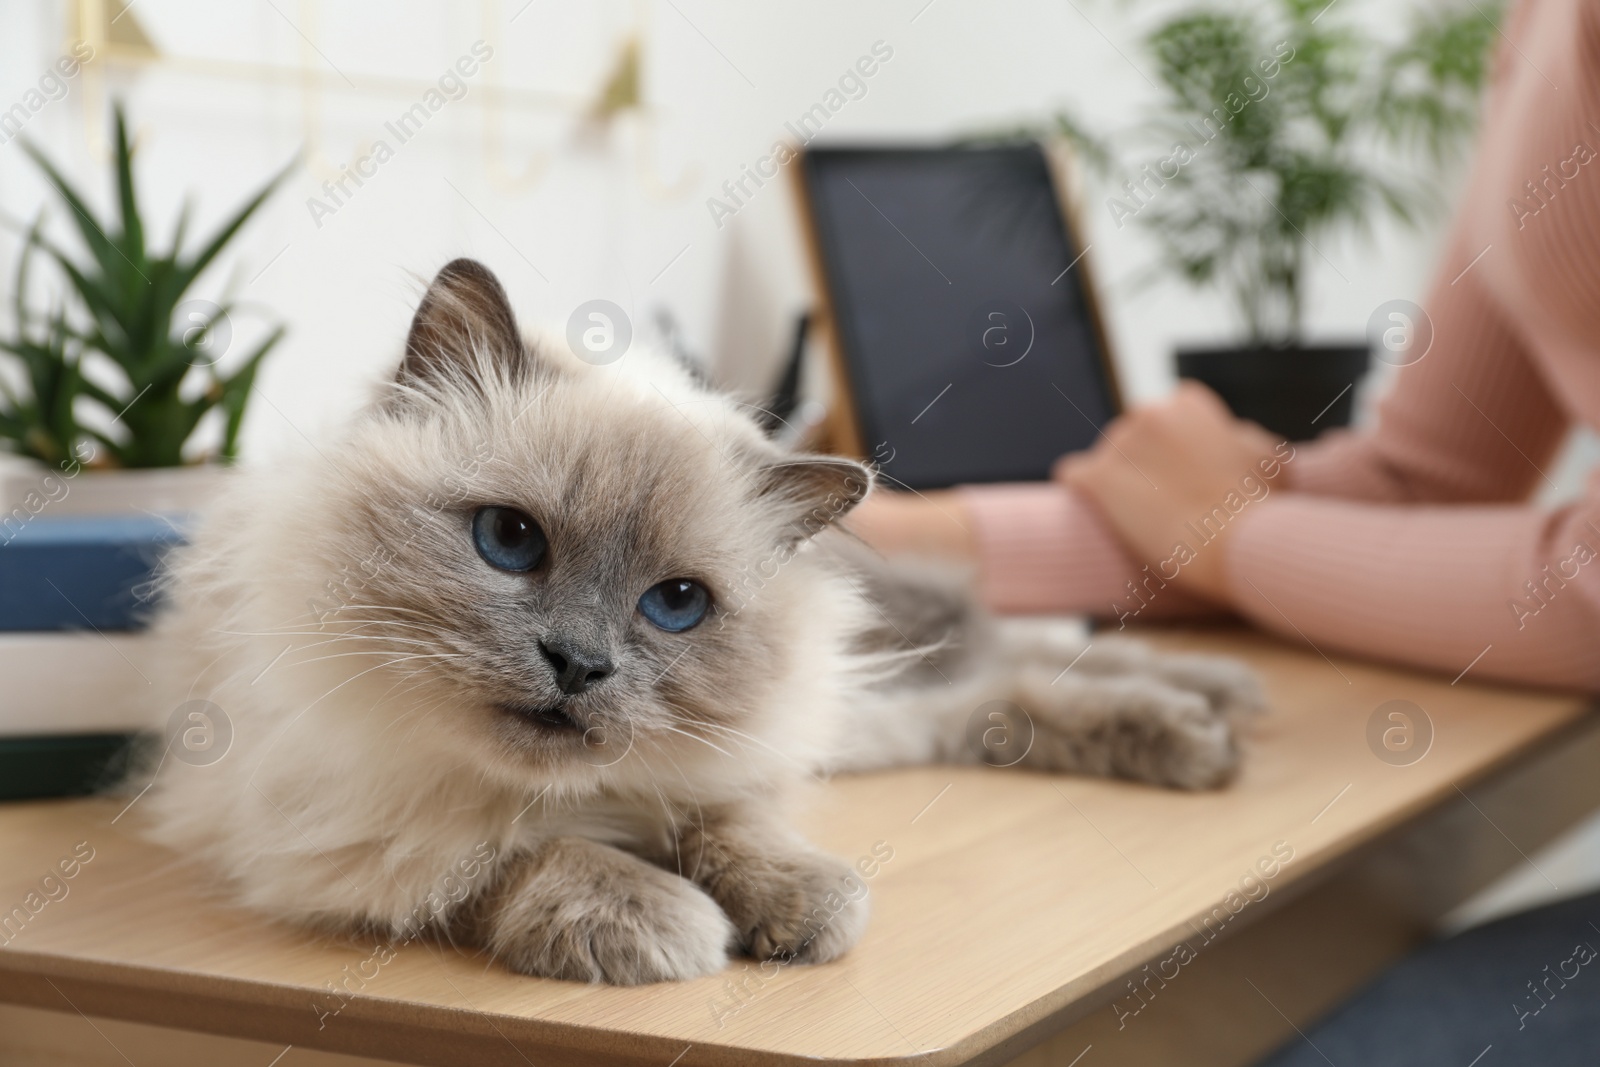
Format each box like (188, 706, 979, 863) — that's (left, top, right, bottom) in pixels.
(143, 259, 1261, 984)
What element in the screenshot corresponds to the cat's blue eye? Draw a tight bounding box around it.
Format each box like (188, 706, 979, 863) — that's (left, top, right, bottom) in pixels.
(638, 579, 710, 632)
(472, 506, 547, 572)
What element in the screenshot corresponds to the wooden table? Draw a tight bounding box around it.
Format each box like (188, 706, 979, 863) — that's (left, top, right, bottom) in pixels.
(1, 628, 1596, 1067)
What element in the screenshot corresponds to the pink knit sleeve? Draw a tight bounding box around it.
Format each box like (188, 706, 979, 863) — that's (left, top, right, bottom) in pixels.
(1220, 241, 1593, 687)
(1221, 0, 1600, 689)
(958, 483, 1211, 620)
(1278, 2, 1571, 507)
(1225, 496, 1600, 689)
(1282, 237, 1567, 505)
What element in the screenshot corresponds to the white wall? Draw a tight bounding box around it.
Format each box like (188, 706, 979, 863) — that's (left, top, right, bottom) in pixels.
(1, 0, 1453, 459)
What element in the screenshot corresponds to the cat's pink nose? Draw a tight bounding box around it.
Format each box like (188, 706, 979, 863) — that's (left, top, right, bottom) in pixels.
(539, 636, 614, 695)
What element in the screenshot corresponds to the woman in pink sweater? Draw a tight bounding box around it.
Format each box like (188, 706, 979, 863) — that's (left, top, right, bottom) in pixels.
(858, 6, 1600, 1058)
(853, 0, 1600, 693)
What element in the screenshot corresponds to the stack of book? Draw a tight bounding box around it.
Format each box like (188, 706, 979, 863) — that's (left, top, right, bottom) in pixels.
(0, 514, 185, 801)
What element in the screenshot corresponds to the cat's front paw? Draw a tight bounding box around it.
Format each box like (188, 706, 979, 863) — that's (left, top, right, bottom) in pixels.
(484, 838, 734, 984)
(719, 851, 870, 965)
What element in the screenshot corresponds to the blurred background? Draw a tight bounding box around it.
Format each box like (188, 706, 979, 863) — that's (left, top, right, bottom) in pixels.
(3, 0, 1598, 925)
(2, 0, 1462, 456)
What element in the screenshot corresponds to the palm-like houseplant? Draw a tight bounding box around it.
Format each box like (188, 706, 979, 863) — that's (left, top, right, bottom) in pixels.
(1058, 0, 1499, 437)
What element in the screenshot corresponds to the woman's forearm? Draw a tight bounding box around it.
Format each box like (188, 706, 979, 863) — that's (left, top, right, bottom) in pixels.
(1224, 495, 1600, 690)
(956, 483, 1215, 620)
(843, 489, 976, 562)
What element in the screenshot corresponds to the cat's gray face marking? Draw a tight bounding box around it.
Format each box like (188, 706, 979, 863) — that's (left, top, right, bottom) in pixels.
(313, 259, 869, 776)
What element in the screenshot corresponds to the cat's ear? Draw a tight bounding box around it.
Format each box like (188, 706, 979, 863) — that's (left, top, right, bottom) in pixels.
(760, 455, 873, 543)
(398, 258, 524, 388)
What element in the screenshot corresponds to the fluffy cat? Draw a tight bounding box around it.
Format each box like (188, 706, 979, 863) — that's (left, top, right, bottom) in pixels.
(143, 259, 1261, 985)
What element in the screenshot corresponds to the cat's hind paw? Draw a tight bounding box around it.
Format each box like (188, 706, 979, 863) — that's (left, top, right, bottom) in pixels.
(1150, 653, 1268, 722)
(1014, 669, 1242, 790)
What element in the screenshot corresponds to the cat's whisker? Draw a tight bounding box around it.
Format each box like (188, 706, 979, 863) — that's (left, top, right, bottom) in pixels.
(377, 674, 448, 713)
(645, 781, 684, 879)
(232, 611, 441, 633)
(266, 638, 427, 659)
(675, 715, 812, 774)
(214, 626, 425, 644)
(317, 602, 434, 619)
(278, 601, 435, 627)
(377, 689, 458, 750)
(221, 642, 438, 676)
(183, 643, 252, 703)
(372, 664, 451, 704)
(372, 700, 430, 742)
(315, 620, 445, 639)
(245, 655, 445, 787)
(650, 723, 738, 762)
(633, 753, 706, 882)
(268, 627, 441, 643)
(285, 648, 459, 668)
(286, 608, 438, 625)
(394, 704, 444, 749)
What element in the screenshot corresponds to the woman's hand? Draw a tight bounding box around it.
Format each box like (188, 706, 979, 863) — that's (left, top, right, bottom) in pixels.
(1056, 382, 1293, 603)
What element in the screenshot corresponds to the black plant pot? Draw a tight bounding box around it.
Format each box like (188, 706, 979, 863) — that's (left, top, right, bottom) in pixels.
(1175, 343, 1370, 441)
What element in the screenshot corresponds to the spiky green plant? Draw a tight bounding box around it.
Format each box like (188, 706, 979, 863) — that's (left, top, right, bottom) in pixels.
(1057, 0, 1500, 345)
(1, 103, 292, 468)
(0, 220, 86, 467)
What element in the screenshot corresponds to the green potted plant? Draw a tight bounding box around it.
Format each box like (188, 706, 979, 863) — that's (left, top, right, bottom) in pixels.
(1056, 0, 1499, 438)
(0, 103, 292, 514)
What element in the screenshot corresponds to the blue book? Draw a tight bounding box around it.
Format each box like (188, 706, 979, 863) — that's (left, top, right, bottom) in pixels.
(0, 515, 187, 632)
